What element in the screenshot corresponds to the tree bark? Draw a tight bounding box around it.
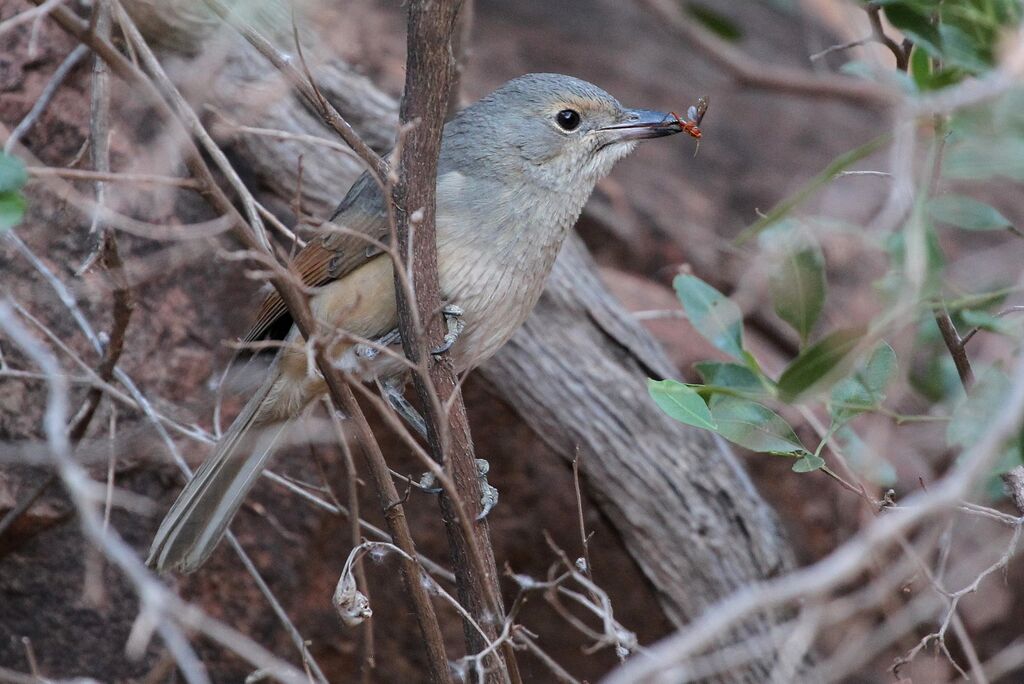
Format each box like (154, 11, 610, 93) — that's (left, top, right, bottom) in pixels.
(124, 1, 797, 679)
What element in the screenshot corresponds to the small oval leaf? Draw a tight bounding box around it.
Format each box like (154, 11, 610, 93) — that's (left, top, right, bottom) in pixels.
(928, 195, 1012, 231)
(694, 361, 769, 398)
(0, 153, 27, 193)
(769, 244, 827, 345)
(830, 342, 898, 423)
(792, 453, 825, 473)
(777, 326, 868, 403)
(0, 192, 26, 232)
(647, 379, 717, 431)
(947, 368, 1011, 449)
(673, 274, 744, 360)
(708, 396, 805, 455)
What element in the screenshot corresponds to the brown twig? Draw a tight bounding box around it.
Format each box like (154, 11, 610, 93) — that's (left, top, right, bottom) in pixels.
(867, 3, 911, 71)
(26, 166, 202, 188)
(447, 0, 474, 119)
(642, 0, 894, 107)
(324, 398, 376, 681)
(3, 44, 88, 154)
(934, 308, 975, 388)
(390, 2, 519, 680)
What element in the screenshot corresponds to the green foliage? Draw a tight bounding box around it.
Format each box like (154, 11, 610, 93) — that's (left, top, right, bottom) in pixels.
(792, 453, 826, 473)
(928, 195, 1013, 232)
(877, 0, 1021, 77)
(947, 367, 1011, 449)
(0, 152, 27, 232)
(647, 379, 717, 430)
(647, 0, 1024, 494)
(708, 396, 805, 455)
(777, 326, 868, 402)
(830, 343, 898, 424)
(769, 240, 827, 345)
(694, 361, 771, 399)
(673, 274, 745, 360)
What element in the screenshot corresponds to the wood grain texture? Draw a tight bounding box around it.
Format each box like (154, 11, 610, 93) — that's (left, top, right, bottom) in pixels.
(127, 1, 797, 678)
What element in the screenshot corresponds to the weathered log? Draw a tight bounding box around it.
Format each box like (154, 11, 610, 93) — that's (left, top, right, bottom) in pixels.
(126, 1, 796, 678)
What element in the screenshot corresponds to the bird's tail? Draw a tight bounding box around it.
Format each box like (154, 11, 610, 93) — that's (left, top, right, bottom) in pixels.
(147, 369, 290, 573)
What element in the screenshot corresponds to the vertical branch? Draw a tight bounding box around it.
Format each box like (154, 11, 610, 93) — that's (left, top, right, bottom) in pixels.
(447, 0, 474, 119)
(391, 1, 518, 680)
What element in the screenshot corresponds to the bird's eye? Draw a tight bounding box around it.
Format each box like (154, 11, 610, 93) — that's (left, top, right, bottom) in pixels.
(555, 109, 581, 131)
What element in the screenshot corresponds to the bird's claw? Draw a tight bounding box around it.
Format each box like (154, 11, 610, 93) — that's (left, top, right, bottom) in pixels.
(416, 458, 497, 518)
(432, 305, 465, 356)
(476, 458, 499, 520)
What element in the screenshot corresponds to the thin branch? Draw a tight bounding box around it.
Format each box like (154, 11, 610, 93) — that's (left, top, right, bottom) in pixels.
(935, 307, 975, 388)
(390, 3, 518, 680)
(4, 44, 88, 154)
(642, 0, 894, 106)
(0, 0, 67, 38)
(867, 3, 911, 71)
(26, 166, 202, 188)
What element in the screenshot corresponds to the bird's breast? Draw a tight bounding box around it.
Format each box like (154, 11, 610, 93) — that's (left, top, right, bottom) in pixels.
(429, 170, 592, 369)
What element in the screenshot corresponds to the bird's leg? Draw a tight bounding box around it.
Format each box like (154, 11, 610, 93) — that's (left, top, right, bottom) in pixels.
(475, 459, 499, 520)
(379, 375, 427, 439)
(377, 373, 498, 518)
(431, 304, 465, 356)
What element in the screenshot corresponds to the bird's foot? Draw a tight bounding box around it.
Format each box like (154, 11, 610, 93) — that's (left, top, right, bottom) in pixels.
(476, 458, 499, 520)
(414, 458, 498, 519)
(431, 305, 465, 356)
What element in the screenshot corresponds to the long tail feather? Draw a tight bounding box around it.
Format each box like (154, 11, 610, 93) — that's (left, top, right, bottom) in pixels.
(147, 371, 288, 573)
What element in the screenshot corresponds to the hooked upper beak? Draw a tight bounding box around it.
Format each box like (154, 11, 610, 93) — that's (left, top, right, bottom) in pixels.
(599, 109, 681, 143)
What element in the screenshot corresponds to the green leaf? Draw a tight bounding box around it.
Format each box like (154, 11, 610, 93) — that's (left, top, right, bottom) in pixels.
(830, 342, 898, 422)
(647, 379, 717, 430)
(945, 138, 1024, 182)
(928, 195, 1012, 231)
(959, 309, 1021, 337)
(684, 2, 743, 41)
(909, 45, 931, 90)
(792, 453, 826, 473)
(777, 326, 869, 403)
(0, 191, 26, 232)
(694, 361, 769, 398)
(938, 23, 990, 74)
(708, 395, 805, 455)
(673, 274, 745, 360)
(883, 4, 942, 57)
(0, 153, 27, 193)
(769, 244, 827, 345)
(947, 367, 1011, 449)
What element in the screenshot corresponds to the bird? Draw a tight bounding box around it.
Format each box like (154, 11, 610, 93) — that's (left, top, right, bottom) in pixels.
(148, 73, 685, 573)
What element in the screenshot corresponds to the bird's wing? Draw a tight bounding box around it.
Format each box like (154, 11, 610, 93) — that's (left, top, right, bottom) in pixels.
(243, 172, 389, 342)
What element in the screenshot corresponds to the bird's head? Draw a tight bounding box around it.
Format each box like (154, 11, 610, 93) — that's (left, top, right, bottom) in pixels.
(441, 73, 682, 195)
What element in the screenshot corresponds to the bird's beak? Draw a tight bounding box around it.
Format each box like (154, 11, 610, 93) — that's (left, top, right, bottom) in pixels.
(599, 109, 681, 143)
